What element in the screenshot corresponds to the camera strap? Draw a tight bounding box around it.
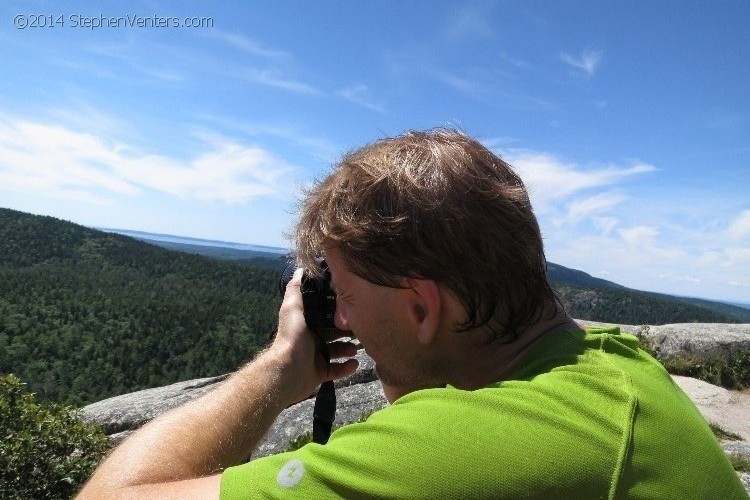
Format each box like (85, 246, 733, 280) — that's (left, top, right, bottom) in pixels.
(301, 274, 336, 445)
(313, 380, 335, 444)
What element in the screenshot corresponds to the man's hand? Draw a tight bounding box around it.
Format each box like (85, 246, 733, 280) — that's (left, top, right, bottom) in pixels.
(270, 268, 359, 405)
(77, 268, 358, 499)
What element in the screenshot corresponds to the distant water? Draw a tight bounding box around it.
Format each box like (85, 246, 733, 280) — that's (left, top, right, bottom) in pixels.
(97, 228, 290, 255)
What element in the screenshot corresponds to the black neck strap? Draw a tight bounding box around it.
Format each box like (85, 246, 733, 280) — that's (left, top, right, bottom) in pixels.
(301, 276, 336, 445)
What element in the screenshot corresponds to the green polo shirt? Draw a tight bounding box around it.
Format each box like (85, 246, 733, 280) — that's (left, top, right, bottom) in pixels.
(221, 326, 746, 498)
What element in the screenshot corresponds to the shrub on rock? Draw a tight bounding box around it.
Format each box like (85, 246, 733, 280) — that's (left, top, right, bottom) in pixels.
(0, 374, 109, 499)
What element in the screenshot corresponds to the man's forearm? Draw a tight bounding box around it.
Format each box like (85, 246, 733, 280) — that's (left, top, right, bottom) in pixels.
(78, 348, 295, 497)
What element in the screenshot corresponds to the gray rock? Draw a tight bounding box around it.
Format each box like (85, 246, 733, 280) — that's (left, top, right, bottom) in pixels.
(252, 380, 387, 459)
(81, 348, 379, 438)
(642, 323, 750, 364)
(740, 473, 750, 494)
(723, 442, 750, 460)
(672, 375, 750, 444)
(80, 374, 228, 434)
(577, 320, 750, 366)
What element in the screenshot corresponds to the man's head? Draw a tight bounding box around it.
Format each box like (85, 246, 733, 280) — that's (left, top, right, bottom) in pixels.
(296, 129, 556, 342)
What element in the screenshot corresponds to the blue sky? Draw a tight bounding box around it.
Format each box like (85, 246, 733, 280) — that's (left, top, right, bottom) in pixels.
(1, 1, 748, 303)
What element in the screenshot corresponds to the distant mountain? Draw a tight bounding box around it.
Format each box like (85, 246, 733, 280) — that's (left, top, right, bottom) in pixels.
(98, 228, 290, 255)
(642, 292, 750, 323)
(119, 226, 745, 324)
(546, 262, 624, 290)
(99, 229, 291, 271)
(546, 262, 749, 323)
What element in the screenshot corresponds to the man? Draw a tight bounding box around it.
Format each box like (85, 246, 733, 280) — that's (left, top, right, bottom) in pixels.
(79, 130, 745, 498)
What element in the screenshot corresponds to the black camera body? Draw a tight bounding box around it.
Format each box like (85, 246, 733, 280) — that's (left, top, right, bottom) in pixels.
(279, 259, 336, 333)
(278, 259, 337, 445)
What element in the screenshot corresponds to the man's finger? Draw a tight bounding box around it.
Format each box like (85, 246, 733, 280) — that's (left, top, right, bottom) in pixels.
(280, 268, 304, 312)
(324, 358, 359, 381)
(327, 340, 358, 360)
(317, 327, 354, 343)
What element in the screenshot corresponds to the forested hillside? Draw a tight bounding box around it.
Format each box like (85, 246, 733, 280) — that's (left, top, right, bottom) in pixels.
(128, 228, 747, 323)
(554, 284, 736, 325)
(0, 208, 281, 406)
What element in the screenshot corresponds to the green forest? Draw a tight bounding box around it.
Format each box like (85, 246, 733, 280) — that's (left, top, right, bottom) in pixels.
(553, 285, 736, 326)
(0, 208, 281, 406)
(0, 207, 742, 408)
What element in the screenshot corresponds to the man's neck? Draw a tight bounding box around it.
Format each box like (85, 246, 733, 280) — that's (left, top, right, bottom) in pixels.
(444, 305, 581, 391)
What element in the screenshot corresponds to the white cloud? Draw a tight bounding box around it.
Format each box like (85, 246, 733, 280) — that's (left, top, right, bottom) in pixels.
(338, 84, 386, 113)
(0, 114, 296, 205)
(432, 68, 484, 96)
(498, 51, 531, 69)
(206, 31, 292, 60)
(618, 225, 660, 248)
(592, 216, 619, 236)
(560, 49, 603, 76)
(444, 4, 496, 40)
(728, 209, 750, 240)
(658, 273, 701, 284)
(188, 114, 342, 164)
(240, 68, 321, 95)
(500, 149, 655, 212)
(566, 192, 627, 223)
(723, 247, 750, 268)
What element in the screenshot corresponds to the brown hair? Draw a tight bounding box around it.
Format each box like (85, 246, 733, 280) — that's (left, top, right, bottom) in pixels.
(296, 129, 557, 341)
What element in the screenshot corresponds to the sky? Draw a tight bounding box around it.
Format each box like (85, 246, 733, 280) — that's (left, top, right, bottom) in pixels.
(0, 1, 748, 304)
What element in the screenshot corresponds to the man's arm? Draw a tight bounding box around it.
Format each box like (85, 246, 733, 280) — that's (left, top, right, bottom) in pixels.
(77, 270, 358, 499)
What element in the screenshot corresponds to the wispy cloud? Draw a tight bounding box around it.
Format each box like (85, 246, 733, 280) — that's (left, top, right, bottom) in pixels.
(0, 113, 297, 205)
(429, 67, 553, 110)
(239, 68, 321, 95)
(205, 31, 292, 60)
(728, 209, 750, 240)
(443, 3, 497, 40)
(499, 149, 655, 211)
(338, 84, 386, 113)
(431, 68, 485, 96)
(560, 49, 603, 76)
(566, 192, 627, 224)
(498, 51, 531, 69)
(618, 225, 660, 248)
(592, 216, 618, 236)
(189, 114, 342, 164)
(78, 38, 189, 84)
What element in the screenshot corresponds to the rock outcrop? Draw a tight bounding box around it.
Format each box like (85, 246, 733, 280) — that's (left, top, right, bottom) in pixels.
(80, 321, 750, 490)
(81, 348, 385, 449)
(580, 321, 750, 364)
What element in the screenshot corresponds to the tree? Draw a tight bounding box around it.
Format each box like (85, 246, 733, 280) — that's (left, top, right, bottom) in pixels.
(0, 375, 110, 499)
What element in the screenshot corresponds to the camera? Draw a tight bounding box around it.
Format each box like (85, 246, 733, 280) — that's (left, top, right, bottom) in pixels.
(279, 259, 337, 333)
(278, 258, 337, 445)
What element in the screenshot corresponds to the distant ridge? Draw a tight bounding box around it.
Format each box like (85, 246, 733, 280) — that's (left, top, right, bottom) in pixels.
(97, 228, 289, 254)
(546, 262, 624, 290)
(112, 223, 749, 324)
(96, 228, 290, 270)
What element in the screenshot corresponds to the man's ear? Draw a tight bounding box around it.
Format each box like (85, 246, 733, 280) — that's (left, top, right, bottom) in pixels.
(402, 278, 442, 345)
